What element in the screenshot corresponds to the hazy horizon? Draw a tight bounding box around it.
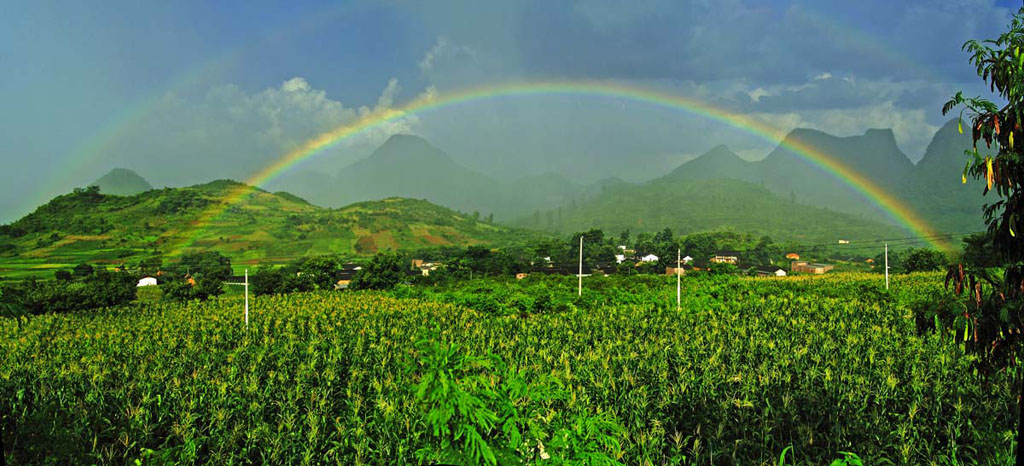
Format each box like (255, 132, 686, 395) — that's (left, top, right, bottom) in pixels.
(2, 1, 1018, 222)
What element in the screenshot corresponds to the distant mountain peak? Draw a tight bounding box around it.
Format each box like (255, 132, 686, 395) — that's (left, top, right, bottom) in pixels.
(361, 133, 455, 165)
(915, 118, 984, 174)
(863, 127, 896, 138)
(89, 168, 152, 196)
(701, 144, 740, 158)
(377, 133, 433, 150)
(660, 144, 753, 183)
(933, 118, 962, 137)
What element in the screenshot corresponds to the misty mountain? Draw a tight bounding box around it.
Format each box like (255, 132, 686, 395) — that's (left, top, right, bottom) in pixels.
(273, 123, 989, 238)
(89, 168, 153, 196)
(658, 122, 988, 233)
(900, 119, 989, 233)
(758, 128, 913, 219)
(513, 177, 906, 244)
(661, 145, 758, 183)
(273, 134, 607, 220)
(331, 134, 506, 215)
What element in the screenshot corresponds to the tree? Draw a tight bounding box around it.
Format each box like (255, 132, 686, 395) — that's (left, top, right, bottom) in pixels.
(163, 273, 223, 302)
(682, 233, 718, 267)
(293, 255, 341, 290)
(567, 229, 615, 266)
(54, 270, 72, 281)
(943, 9, 1024, 461)
(252, 266, 285, 296)
(750, 236, 781, 267)
(351, 252, 404, 290)
(873, 249, 902, 274)
(961, 232, 1002, 268)
(73, 263, 94, 278)
(653, 227, 674, 245)
(175, 251, 232, 282)
(901, 248, 946, 273)
(618, 229, 630, 247)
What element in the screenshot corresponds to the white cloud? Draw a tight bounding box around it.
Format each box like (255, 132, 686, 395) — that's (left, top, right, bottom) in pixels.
(107, 76, 425, 186)
(418, 36, 477, 74)
(374, 78, 400, 110)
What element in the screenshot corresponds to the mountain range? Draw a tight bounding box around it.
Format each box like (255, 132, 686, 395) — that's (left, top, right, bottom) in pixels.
(658, 121, 987, 233)
(272, 134, 608, 220)
(274, 121, 990, 236)
(2, 119, 991, 277)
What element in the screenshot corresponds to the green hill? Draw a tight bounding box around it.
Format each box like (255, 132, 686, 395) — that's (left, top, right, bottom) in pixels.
(0, 180, 534, 278)
(514, 177, 908, 244)
(89, 168, 153, 196)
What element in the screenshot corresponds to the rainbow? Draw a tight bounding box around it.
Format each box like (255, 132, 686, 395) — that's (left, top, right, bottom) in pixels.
(176, 80, 952, 253)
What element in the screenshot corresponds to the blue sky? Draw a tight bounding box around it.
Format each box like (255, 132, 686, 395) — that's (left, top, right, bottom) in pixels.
(0, 0, 1017, 220)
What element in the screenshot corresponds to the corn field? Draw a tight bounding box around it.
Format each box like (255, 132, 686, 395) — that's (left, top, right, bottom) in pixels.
(0, 273, 1018, 464)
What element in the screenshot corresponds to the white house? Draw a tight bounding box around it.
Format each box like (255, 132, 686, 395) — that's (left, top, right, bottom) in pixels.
(640, 254, 659, 262)
(137, 277, 158, 287)
(615, 254, 626, 264)
(756, 266, 787, 277)
(682, 256, 693, 264)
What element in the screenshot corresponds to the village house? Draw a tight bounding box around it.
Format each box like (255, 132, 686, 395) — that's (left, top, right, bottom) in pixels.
(136, 276, 158, 287)
(785, 252, 800, 260)
(410, 259, 442, 276)
(334, 263, 362, 289)
(791, 261, 834, 274)
(664, 265, 696, 276)
(640, 254, 659, 263)
(755, 266, 787, 277)
(710, 251, 740, 264)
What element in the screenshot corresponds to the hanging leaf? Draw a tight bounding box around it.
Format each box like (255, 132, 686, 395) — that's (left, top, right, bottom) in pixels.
(958, 118, 964, 134)
(986, 156, 994, 190)
(1011, 130, 1015, 149)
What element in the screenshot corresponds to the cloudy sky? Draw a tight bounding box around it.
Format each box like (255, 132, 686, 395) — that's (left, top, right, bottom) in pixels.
(0, 0, 1017, 221)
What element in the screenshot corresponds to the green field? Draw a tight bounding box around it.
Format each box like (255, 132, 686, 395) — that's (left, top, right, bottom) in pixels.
(1, 272, 1015, 464)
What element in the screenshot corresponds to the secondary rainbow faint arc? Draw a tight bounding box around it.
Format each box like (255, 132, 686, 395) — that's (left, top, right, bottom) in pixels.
(181, 80, 951, 253)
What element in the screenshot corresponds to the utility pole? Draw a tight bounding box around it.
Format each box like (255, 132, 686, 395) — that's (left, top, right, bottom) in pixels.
(578, 236, 583, 296)
(244, 268, 249, 328)
(884, 244, 889, 290)
(676, 248, 681, 310)
(226, 269, 251, 329)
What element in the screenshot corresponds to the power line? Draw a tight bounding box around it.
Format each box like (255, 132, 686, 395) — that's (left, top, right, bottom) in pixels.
(777, 231, 982, 255)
